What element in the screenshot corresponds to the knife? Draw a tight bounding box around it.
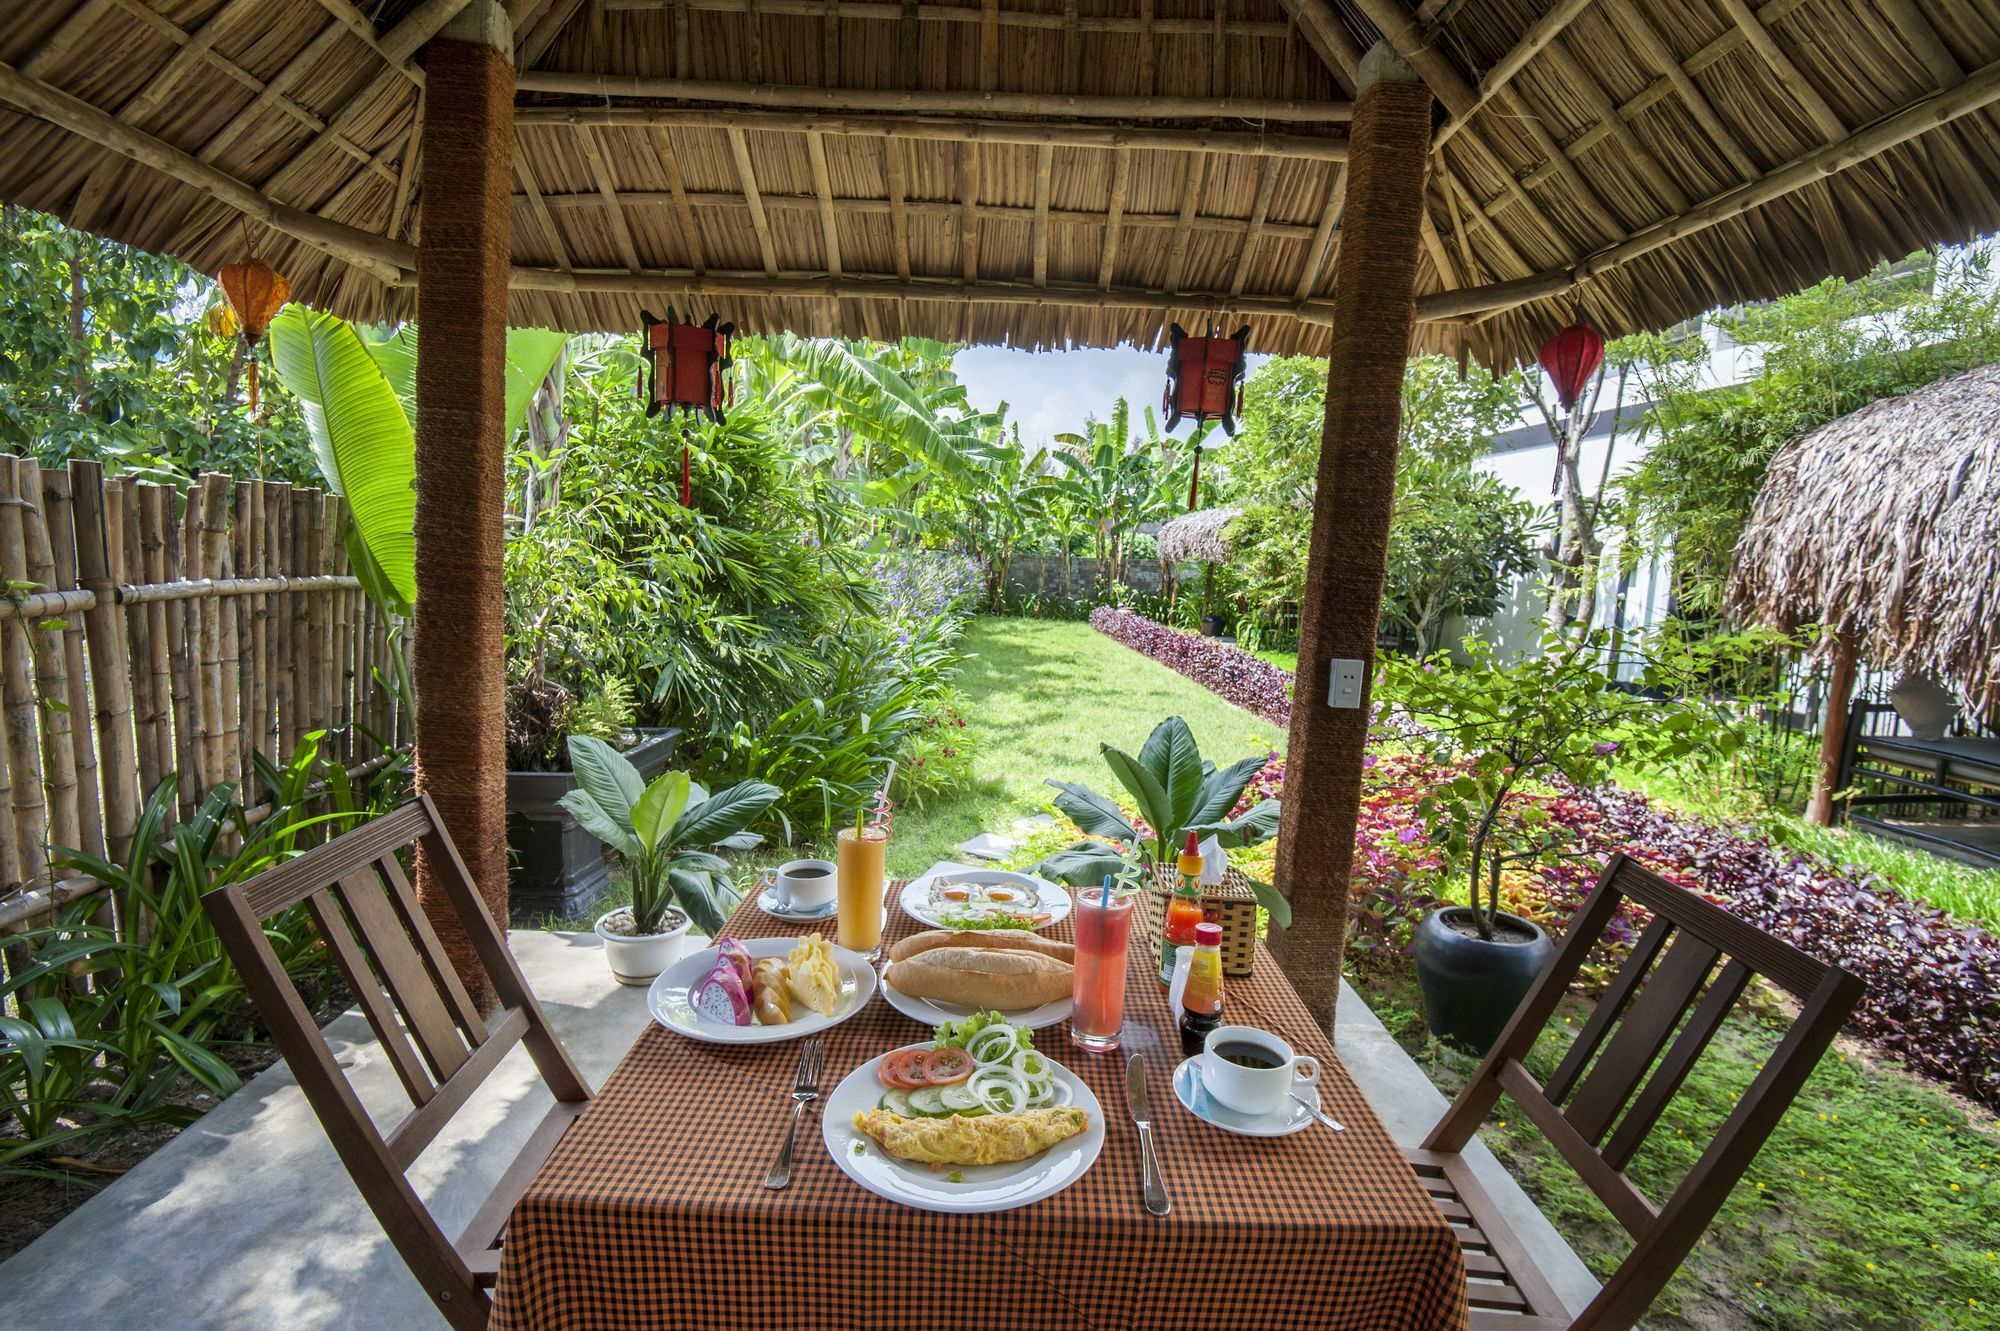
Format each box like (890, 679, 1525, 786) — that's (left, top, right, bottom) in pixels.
(1125, 1054, 1171, 1217)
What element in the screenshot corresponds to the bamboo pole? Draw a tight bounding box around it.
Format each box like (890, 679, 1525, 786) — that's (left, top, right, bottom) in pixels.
(287, 490, 316, 764)
(268, 483, 294, 767)
(246, 480, 271, 792)
(39, 470, 103, 862)
(0, 461, 49, 887)
(328, 498, 355, 762)
(162, 483, 200, 817)
(196, 475, 230, 798)
(132, 484, 171, 808)
(307, 493, 334, 765)
(18, 463, 81, 858)
(67, 463, 139, 866)
(233, 479, 257, 799)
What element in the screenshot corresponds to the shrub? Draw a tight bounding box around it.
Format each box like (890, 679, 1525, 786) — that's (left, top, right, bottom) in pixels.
(1089, 607, 1294, 725)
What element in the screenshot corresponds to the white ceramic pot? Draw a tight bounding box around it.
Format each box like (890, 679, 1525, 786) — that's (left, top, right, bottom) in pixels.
(594, 908, 692, 986)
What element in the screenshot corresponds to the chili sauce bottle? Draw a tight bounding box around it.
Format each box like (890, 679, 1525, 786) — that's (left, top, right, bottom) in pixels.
(1159, 831, 1206, 984)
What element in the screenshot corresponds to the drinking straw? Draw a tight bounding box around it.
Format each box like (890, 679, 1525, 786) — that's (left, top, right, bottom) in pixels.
(1101, 873, 1113, 906)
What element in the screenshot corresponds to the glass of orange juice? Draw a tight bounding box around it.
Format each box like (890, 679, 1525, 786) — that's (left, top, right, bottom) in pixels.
(835, 826, 889, 957)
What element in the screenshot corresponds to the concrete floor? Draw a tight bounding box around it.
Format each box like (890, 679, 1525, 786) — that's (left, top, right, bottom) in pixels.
(0, 930, 1597, 1330)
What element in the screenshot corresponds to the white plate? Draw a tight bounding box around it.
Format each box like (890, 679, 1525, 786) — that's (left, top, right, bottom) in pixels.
(1172, 1056, 1322, 1137)
(754, 883, 838, 923)
(899, 868, 1072, 932)
(647, 937, 876, 1044)
(822, 1043, 1105, 1213)
(878, 972, 1075, 1032)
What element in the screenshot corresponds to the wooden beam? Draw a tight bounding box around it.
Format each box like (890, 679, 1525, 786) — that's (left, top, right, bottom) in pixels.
(1539, 38, 1689, 215)
(519, 0, 592, 68)
(116, 0, 262, 127)
(1229, 155, 1280, 296)
(1163, 155, 1207, 292)
(517, 103, 1349, 160)
(1714, 0, 1846, 143)
(194, 24, 350, 166)
(1490, 84, 1628, 240)
(1600, 0, 1761, 183)
(1031, 143, 1053, 288)
(503, 263, 1342, 323)
(1343, 0, 1478, 115)
(22, 0, 115, 81)
(806, 131, 842, 277)
(513, 153, 572, 271)
(646, 124, 705, 272)
(576, 125, 643, 271)
(0, 59, 411, 283)
(1274, 0, 1362, 95)
(1415, 54, 2000, 320)
(1097, 149, 1131, 290)
(1435, 0, 1597, 147)
(1876, 0, 1964, 90)
(514, 72, 1354, 121)
(726, 127, 779, 275)
(883, 137, 911, 281)
(1293, 164, 1344, 299)
(388, 91, 424, 241)
(607, 0, 1292, 38)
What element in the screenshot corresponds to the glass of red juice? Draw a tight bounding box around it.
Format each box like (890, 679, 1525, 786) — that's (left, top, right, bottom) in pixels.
(1069, 886, 1134, 1053)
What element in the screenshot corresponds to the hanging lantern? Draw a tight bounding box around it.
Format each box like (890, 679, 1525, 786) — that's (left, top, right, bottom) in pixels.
(218, 256, 290, 416)
(1536, 320, 1604, 412)
(640, 309, 734, 505)
(1163, 322, 1250, 510)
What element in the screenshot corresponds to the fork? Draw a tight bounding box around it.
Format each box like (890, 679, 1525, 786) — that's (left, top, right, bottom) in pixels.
(763, 1036, 826, 1190)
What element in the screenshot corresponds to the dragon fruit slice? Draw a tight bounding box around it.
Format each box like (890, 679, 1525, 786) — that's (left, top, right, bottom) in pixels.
(714, 935, 754, 988)
(691, 962, 752, 1025)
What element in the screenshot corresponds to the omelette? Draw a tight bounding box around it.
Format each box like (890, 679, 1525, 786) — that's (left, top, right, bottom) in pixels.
(853, 1107, 1088, 1167)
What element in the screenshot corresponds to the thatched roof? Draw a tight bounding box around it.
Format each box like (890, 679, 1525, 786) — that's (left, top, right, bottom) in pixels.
(1158, 506, 1243, 564)
(1727, 362, 2000, 715)
(7, 1, 2000, 361)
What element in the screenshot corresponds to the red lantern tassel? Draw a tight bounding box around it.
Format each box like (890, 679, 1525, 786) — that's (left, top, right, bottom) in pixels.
(681, 440, 692, 506)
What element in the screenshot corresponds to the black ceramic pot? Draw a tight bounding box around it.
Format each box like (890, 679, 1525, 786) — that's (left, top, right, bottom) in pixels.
(1201, 614, 1224, 637)
(1411, 906, 1554, 1055)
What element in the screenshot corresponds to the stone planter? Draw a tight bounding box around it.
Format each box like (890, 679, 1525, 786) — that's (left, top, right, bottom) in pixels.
(1411, 906, 1554, 1056)
(506, 727, 681, 921)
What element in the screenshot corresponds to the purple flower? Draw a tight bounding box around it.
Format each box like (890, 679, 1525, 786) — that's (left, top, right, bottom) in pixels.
(1593, 741, 1621, 756)
(1396, 826, 1422, 845)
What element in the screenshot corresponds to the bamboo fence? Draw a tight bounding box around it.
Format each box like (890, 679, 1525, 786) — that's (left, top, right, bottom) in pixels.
(0, 456, 400, 939)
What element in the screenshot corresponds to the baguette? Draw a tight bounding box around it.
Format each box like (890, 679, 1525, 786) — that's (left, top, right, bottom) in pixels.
(885, 947, 1073, 1011)
(888, 929, 1075, 965)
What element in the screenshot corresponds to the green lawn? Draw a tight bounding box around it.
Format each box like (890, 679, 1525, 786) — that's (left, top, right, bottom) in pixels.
(1245, 645, 1299, 674)
(884, 617, 1287, 877)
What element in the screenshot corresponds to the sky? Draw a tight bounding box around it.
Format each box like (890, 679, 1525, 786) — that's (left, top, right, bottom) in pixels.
(952, 344, 1270, 450)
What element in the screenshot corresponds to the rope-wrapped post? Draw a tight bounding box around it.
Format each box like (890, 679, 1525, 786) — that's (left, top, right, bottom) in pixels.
(414, 2, 516, 1009)
(1267, 45, 1434, 1033)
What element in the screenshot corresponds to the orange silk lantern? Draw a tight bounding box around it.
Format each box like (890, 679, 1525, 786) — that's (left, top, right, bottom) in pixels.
(640, 309, 735, 504)
(218, 257, 290, 415)
(1162, 322, 1250, 510)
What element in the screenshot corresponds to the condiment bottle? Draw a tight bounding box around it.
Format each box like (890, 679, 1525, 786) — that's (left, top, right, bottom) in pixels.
(1159, 831, 1205, 984)
(1178, 922, 1225, 1056)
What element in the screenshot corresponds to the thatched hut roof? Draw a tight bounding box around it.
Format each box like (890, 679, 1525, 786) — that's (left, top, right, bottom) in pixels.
(1727, 362, 2000, 715)
(1158, 507, 1243, 564)
(7, 1, 2000, 361)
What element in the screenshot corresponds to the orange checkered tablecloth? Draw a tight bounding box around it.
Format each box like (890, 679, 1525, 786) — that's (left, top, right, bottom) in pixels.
(489, 885, 1471, 1331)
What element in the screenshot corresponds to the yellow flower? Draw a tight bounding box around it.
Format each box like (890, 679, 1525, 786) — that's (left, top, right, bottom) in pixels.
(1951, 1183, 1961, 1192)
(1865, 1262, 1876, 1272)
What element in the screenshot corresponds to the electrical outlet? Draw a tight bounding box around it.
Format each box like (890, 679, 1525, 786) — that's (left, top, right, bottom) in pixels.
(1328, 658, 1364, 709)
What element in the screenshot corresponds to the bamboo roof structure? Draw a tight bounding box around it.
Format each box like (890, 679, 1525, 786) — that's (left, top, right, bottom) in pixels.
(1727, 362, 2000, 715)
(1158, 506, 1243, 563)
(8, 1, 2000, 361)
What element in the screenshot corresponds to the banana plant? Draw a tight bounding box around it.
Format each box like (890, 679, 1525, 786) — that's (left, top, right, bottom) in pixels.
(559, 735, 781, 936)
(1034, 716, 1290, 925)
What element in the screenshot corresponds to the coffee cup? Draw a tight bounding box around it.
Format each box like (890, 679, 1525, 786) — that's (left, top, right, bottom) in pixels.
(1199, 1026, 1320, 1117)
(765, 859, 837, 912)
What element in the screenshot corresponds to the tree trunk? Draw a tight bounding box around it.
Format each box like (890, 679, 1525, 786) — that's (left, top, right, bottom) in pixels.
(1805, 632, 1860, 826)
(1266, 46, 1434, 1034)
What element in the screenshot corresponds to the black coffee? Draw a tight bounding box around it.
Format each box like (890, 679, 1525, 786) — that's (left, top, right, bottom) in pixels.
(1214, 1042, 1283, 1069)
(788, 867, 831, 878)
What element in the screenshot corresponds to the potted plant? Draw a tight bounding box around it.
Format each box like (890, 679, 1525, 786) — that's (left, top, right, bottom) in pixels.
(559, 735, 781, 985)
(1033, 715, 1292, 925)
(1382, 630, 1757, 1053)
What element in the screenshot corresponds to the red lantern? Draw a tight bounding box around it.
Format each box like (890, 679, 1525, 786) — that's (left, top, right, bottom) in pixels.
(1162, 322, 1251, 436)
(640, 309, 734, 504)
(1536, 320, 1605, 412)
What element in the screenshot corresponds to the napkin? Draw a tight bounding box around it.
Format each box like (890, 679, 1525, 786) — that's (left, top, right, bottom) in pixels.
(1198, 835, 1226, 886)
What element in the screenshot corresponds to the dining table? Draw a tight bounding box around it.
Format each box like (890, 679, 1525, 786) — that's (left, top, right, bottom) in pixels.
(487, 878, 1472, 1331)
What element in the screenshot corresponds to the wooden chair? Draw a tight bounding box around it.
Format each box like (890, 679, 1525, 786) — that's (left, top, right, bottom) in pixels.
(202, 795, 592, 1331)
(1407, 851, 1864, 1331)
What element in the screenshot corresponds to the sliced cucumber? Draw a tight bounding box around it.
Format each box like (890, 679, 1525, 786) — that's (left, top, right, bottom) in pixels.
(879, 1089, 914, 1117)
(906, 1087, 948, 1116)
(939, 1083, 980, 1112)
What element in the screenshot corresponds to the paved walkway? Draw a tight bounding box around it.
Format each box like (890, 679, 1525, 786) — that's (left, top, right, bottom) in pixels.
(0, 928, 1597, 1330)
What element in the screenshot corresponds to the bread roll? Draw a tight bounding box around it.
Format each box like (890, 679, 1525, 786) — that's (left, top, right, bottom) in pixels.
(885, 946, 1073, 1010)
(888, 929, 1074, 965)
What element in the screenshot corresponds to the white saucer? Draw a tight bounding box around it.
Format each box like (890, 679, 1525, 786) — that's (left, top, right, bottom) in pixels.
(1172, 1056, 1322, 1137)
(755, 884, 838, 923)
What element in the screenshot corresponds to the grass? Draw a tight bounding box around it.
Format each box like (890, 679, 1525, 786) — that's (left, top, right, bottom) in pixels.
(882, 617, 1287, 877)
(1244, 645, 1299, 674)
(1363, 971, 2000, 1330)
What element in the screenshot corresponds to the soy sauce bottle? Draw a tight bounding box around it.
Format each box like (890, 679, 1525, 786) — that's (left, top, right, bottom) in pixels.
(1178, 922, 1225, 1057)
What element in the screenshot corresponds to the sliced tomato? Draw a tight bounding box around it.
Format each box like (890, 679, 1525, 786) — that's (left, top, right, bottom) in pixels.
(923, 1047, 973, 1085)
(878, 1050, 923, 1089)
(904, 1049, 933, 1084)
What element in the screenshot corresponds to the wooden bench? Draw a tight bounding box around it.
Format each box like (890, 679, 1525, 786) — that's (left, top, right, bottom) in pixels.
(1407, 852, 1864, 1331)
(203, 796, 592, 1331)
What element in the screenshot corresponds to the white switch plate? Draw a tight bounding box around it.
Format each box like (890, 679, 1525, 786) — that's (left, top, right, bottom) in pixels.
(1328, 658, 1365, 709)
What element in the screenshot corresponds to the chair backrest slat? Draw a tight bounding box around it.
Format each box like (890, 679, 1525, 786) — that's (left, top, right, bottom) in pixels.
(239, 802, 433, 918)
(305, 887, 437, 1105)
(377, 852, 489, 1040)
(1422, 852, 1865, 1331)
(1545, 914, 1672, 1104)
(332, 868, 472, 1084)
(1563, 933, 1720, 1144)
(387, 1006, 532, 1169)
